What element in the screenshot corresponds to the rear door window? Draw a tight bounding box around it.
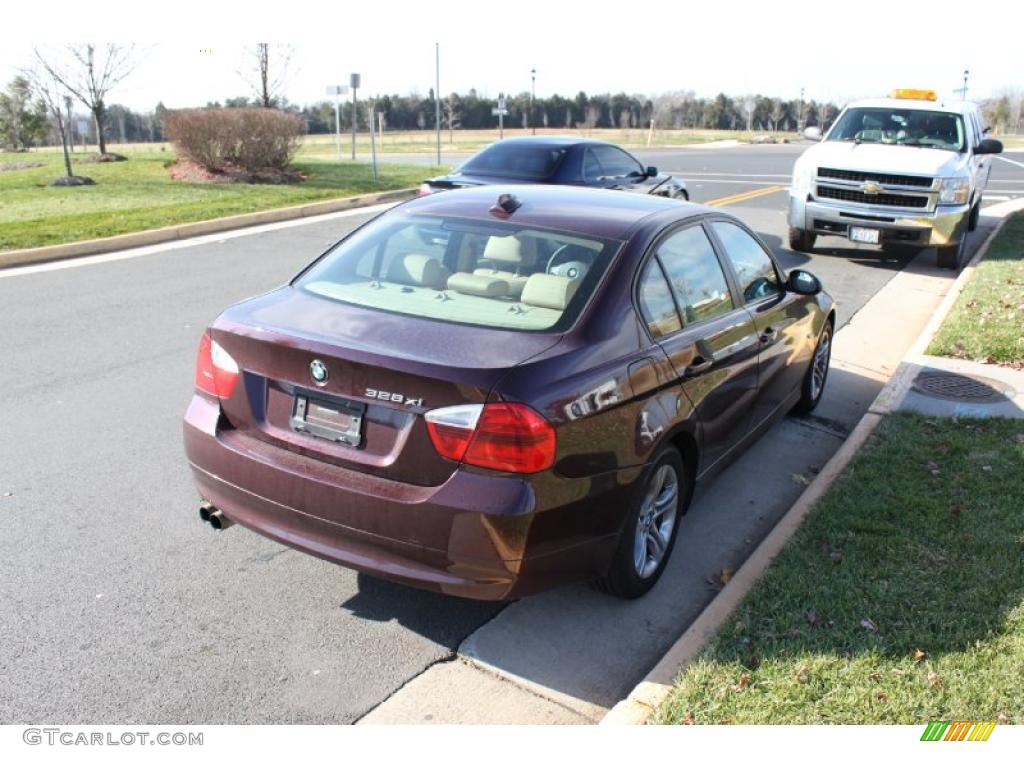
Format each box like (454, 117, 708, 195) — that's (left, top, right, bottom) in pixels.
(655, 225, 735, 324)
(637, 260, 682, 338)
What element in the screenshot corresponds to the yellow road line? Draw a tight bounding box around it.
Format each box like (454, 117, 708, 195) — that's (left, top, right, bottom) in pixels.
(706, 185, 787, 207)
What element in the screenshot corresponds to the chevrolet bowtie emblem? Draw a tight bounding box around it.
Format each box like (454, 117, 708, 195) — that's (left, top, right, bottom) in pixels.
(861, 181, 883, 195)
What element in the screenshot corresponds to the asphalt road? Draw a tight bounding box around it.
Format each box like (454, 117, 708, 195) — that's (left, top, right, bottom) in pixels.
(1, 144, 1021, 723)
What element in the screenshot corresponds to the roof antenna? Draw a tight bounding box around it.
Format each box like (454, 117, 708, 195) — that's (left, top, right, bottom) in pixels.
(490, 193, 521, 217)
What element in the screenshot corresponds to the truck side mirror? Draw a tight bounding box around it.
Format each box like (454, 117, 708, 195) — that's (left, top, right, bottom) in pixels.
(803, 126, 822, 142)
(976, 138, 1003, 155)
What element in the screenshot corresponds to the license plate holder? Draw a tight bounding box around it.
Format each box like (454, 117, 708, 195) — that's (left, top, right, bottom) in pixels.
(849, 226, 881, 244)
(290, 393, 365, 448)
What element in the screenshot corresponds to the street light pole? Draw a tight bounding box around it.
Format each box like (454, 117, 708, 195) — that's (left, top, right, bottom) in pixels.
(435, 43, 441, 165)
(530, 68, 536, 136)
(350, 73, 361, 160)
(799, 87, 805, 131)
(962, 69, 970, 101)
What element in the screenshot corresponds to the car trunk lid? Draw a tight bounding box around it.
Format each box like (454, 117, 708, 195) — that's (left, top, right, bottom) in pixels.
(209, 287, 560, 486)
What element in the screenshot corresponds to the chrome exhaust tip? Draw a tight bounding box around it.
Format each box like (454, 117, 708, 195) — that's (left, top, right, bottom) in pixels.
(209, 510, 235, 530)
(199, 501, 216, 523)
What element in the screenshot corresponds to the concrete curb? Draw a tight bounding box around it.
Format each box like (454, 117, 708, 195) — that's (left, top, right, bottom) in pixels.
(0, 187, 416, 270)
(601, 197, 1024, 726)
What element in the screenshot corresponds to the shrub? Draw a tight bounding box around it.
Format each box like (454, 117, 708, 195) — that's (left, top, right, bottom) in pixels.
(165, 108, 303, 173)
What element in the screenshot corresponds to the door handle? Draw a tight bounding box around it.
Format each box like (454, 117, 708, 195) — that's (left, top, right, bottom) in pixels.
(760, 326, 779, 344)
(684, 356, 714, 377)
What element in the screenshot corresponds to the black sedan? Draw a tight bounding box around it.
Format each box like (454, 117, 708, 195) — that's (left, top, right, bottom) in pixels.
(420, 136, 688, 200)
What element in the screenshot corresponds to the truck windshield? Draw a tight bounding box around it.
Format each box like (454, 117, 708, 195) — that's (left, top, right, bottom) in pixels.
(828, 107, 965, 152)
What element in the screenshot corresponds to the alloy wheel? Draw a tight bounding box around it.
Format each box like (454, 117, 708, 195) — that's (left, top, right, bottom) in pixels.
(633, 464, 679, 579)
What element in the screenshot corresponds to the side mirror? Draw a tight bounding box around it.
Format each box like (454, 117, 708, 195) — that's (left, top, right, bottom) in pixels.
(646, 166, 658, 178)
(803, 126, 822, 142)
(975, 138, 1003, 155)
(788, 269, 822, 296)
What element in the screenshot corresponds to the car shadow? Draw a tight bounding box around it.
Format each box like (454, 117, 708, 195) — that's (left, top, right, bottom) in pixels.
(337, 572, 505, 648)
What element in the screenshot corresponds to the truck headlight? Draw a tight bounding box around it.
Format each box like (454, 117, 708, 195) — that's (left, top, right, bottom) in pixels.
(791, 162, 814, 196)
(938, 177, 970, 205)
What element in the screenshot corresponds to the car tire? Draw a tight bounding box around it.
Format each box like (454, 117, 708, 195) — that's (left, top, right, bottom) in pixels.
(789, 227, 816, 252)
(595, 445, 688, 599)
(793, 319, 833, 414)
(937, 237, 967, 270)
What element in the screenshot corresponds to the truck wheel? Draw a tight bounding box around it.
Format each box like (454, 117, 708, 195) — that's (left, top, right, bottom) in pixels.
(789, 227, 816, 252)
(936, 237, 967, 270)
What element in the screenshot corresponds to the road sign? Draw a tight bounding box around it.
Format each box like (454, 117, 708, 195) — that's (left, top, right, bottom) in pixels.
(491, 107, 509, 116)
(326, 85, 349, 96)
(350, 73, 361, 89)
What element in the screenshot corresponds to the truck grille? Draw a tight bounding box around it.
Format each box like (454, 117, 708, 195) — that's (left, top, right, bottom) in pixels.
(818, 167, 934, 188)
(816, 187, 930, 209)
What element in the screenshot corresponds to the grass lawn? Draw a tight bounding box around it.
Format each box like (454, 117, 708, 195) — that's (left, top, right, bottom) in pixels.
(0, 148, 447, 252)
(927, 212, 1024, 365)
(297, 127, 783, 156)
(654, 412, 1024, 724)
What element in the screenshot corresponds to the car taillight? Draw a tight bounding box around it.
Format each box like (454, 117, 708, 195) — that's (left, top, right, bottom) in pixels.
(417, 183, 435, 196)
(194, 332, 240, 399)
(424, 402, 556, 474)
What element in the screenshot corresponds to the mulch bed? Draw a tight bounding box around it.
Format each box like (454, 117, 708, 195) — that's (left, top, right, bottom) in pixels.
(168, 158, 305, 185)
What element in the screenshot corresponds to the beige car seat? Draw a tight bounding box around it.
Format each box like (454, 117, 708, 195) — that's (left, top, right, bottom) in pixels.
(472, 235, 538, 298)
(386, 253, 451, 290)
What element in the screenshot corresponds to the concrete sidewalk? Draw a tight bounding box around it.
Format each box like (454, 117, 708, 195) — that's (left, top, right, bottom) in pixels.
(359, 249, 961, 725)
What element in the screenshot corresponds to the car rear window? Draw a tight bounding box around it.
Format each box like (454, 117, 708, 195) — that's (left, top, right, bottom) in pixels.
(459, 144, 568, 179)
(295, 214, 621, 332)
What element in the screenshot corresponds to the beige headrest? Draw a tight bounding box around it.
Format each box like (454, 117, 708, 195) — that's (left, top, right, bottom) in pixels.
(447, 272, 510, 298)
(482, 235, 537, 266)
(386, 253, 449, 289)
(520, 273, 579, 311)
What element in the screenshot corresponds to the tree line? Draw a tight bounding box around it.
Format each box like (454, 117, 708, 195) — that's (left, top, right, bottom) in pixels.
(4, 78, 1024, 151)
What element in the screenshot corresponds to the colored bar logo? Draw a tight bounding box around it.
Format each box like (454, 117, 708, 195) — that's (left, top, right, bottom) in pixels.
(921, 721, 996, 741)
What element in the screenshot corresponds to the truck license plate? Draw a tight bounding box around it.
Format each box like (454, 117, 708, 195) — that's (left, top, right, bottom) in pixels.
(849, 226, 880, 244)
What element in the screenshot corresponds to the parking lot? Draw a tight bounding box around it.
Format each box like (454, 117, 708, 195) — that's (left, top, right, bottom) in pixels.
(2, 143, 1022, 723)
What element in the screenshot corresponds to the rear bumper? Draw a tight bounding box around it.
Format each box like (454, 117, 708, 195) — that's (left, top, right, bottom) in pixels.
(183, 395, 626, 600)
(789, 195, 970, 247)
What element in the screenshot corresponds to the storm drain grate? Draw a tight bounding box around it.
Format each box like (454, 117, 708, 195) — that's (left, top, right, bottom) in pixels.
(911, 371, 1013, 403)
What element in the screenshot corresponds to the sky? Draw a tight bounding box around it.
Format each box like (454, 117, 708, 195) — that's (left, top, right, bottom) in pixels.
(2, 0, 1021, 113)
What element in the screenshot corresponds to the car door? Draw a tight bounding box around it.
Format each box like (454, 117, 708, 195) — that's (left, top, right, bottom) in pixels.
(635, 221, 760, 474)
(708, 219, 818, 428)
(584, 145, 651, 193)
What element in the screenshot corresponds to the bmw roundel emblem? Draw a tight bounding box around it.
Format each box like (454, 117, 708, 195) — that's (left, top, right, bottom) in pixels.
(309, 359, 329, 385)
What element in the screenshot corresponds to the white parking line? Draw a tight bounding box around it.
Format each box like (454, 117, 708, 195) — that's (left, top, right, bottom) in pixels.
(667, 171, 792, 178)
(984, 195, 1012, 201)
(995, 155, 1024, 170)
(0, 203, 396, 279)
(689, 179, 788, 186)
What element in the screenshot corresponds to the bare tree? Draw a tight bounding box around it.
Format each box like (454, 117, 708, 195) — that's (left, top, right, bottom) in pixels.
(33, 44, 140, 157)
(443, 92, 461, 142)
(239, 44, 293, 109)
(24, 66, 92, 184)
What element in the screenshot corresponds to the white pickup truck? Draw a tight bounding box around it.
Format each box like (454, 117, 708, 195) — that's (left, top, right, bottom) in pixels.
(788, 89, 1003, 269)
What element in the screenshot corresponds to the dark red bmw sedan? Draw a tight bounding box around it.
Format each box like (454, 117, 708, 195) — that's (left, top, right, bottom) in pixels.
(184, 185, 834, 600)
